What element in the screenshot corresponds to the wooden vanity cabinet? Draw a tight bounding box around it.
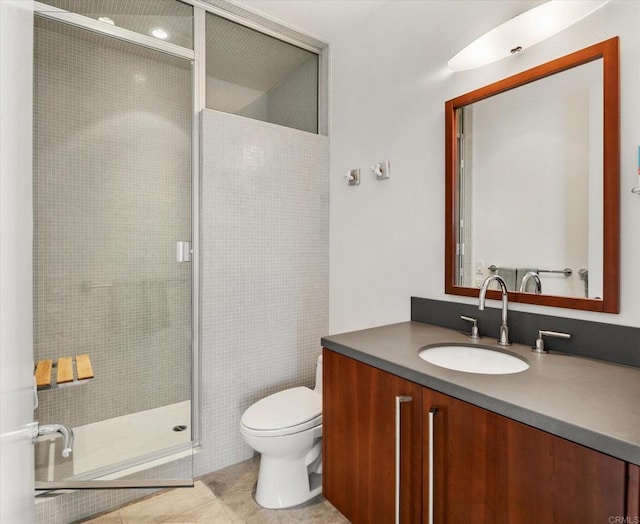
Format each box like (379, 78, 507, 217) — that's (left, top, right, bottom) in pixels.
(323, 349, 636, 524)
(323, 349, 423, 523)
(424, 389, 628, 523)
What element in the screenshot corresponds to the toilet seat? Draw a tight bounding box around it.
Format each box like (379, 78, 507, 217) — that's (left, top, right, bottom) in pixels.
(241, 416, 322, 438)
(241, 386, 322, 437)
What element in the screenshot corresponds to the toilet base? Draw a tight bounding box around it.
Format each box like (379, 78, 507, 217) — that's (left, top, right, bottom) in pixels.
(254, 437, 322, 509)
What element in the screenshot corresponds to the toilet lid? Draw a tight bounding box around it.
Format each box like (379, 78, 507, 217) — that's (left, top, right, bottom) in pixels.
(241, 386, 322, 431)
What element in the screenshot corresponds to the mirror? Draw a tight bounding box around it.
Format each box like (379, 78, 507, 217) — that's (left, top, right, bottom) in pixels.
(445, 37, 619, 312)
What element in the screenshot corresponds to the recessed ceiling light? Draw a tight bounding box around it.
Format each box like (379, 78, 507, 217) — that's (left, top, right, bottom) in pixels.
(447, 0, 609, 72)
(150, 27, 169, 40)
(98, 17, 115, 25)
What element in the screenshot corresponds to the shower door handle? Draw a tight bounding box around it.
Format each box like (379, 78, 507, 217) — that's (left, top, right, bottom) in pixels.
(395, 395, 412, 524)
(176, 241, 192, 262)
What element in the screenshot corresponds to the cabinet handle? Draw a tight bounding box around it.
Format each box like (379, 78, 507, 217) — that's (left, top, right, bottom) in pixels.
(395, 395, 412, 524)
(428, 407, 438, 524)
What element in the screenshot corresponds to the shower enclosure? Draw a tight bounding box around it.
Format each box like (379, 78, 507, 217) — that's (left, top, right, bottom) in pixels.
(33, 0, 196, 488)
(32, 0, 324, 501)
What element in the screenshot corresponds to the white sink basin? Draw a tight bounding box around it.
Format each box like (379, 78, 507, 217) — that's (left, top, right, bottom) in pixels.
(419, 345, 529, 375)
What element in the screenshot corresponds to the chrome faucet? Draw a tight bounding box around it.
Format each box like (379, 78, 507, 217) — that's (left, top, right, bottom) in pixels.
(519, 271, 542, 294)
(478, 275, 511, 346)
(37, 423, 74, 458)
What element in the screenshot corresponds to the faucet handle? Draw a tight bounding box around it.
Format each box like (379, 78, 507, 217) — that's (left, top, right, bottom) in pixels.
(532, 330, 571, 353)
(461, 315, 481, 340)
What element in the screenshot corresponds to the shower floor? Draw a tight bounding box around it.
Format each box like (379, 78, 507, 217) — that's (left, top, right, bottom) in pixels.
(35, 400, 191, 483)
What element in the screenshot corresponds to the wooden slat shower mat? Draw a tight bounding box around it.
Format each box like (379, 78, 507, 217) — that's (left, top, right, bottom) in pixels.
(34, 354, 94, 390)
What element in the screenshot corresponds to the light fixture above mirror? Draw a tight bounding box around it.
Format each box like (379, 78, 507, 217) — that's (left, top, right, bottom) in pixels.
(448, 0, 609, 72)
(444, 37, 619, 313)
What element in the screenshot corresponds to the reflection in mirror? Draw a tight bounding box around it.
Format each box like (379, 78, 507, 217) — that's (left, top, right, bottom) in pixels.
(455, 59, 602, 300)
(445, 37, 619, 313)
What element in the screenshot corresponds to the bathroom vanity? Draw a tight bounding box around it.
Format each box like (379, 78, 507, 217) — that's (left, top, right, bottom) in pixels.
(321, 322, 640, 523)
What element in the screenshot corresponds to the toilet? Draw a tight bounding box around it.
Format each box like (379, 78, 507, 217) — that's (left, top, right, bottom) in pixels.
(240, 354, 323, 509)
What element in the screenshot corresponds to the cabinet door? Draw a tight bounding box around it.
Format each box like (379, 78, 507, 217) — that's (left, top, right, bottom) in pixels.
(500, 415, 626, 523)
(323, 349, 423, 524)
(628, 464, 640, 518)
(423, 388, 627, 524)
(423, 388, 500, 523)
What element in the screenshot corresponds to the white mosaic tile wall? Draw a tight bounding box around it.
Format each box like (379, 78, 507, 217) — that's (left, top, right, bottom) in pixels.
(263, 57, 319, 133)
(204, 12, 319, 134)
(216, 55, 319, 134)
(196, 109, 329, 476)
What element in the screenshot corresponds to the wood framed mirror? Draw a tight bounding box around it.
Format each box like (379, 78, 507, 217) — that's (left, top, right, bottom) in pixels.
(445, 37, 619, 312)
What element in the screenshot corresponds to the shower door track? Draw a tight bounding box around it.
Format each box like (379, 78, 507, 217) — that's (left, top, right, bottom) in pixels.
(35, 479, 194, 490)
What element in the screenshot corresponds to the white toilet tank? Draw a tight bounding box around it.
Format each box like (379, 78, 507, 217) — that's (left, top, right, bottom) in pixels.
(314, 354, 323, 394)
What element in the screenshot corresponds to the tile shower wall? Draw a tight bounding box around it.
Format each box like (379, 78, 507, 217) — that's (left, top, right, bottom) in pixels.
(238, 57, 319, 133)
(33, 19, 192, 430)
(205, 12, 319, 134)
(197, 109, 329, 476)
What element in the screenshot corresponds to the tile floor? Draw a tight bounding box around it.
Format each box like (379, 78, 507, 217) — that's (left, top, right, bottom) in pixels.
(80, 457, 349, 523)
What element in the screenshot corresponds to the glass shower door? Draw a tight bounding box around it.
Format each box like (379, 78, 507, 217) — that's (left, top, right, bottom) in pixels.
(33, 12, 194, 488)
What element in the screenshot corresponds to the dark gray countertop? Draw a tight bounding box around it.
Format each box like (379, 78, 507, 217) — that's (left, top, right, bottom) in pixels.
(321, 321, 640, 465)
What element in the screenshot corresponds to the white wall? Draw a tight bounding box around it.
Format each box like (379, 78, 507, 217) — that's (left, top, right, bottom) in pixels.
(329, 0, 640, 333)
(0, 1, 36, 522)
